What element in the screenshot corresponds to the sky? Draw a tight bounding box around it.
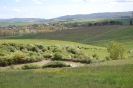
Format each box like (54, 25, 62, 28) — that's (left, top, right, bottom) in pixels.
(0, 0, 133, 19)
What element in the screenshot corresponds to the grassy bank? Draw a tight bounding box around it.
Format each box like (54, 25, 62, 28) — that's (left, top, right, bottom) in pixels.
(0, 63, 133, 88)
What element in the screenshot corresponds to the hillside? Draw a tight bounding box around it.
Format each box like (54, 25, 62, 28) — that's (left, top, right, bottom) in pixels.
(0, 18, 46, 22)
(0, 11, 132, 23)
(54, 11, 132, 20)
(3, 25, 133, 50)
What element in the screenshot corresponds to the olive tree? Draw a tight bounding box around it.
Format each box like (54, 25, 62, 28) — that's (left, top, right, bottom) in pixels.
(107, 41, 125, 60)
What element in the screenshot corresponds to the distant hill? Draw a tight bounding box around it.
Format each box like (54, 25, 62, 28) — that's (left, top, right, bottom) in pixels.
(0, 18, 46, 22)
(54, 11, 132, 20)
(0, 11, 132, 22)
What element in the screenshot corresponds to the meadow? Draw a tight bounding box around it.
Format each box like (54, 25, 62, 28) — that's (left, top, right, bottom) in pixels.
(3, 25, 133, 50)
(0, 18, 133, 88)
(0, 62, 133, 88)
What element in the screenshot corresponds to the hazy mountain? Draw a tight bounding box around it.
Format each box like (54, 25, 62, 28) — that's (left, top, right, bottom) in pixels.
(54, 11, 132, 20)
(0, 18, 46, 22)
(0, 11, 132, 22)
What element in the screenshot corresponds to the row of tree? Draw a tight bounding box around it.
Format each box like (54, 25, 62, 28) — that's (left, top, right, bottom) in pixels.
(64, 20, 123, 27)
(0, 23, 66, 37)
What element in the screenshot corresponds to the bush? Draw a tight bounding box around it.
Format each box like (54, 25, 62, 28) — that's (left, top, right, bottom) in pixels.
(92, 54, 99, 60)
(43, 52, 53, 58)
(52, 52, 64, 60)
(0, 56, 8, 66)
(72, 56, 92, 63)
(107, 41, 126, 60)
(105, 56, 111, 61)
(21, 64, 40, 70)
(68, 48, 78, 54)
(0, 52, 6, 56)
(12, 51, 26, 64)
(52, 48, 63, 53)
(42, 61, 70, 68)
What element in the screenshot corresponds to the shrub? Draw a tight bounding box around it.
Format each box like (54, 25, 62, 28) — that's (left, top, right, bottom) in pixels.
(21, 64, 40, 70)
(52, 48, 63, 53)
(52, 52, 64, 60)
(68, 48, 78, 54)
(26, 56, 36, 62)
(105, 56, 111, 61)
(35, 44, 44, 49)
(12, 51, 26, 64)
(0, 52, 6, 56)
(72, 56, 92, 63)
(92, 54, 99, 60)
(107, 41, 126, 60)
(42, 61, 70, 68)
(0, 56, 8, 66)
(43, 52, 53, 58)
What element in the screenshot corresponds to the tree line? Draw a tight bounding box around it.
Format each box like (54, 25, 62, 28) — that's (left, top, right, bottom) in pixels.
(0, 23, 66, 37)
(64, 20, 123, 27)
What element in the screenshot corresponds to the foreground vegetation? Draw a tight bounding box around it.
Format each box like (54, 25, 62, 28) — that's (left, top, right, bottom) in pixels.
(0, 40, 108, 66)
(0, 19, 133, 88)
(4, 25, 133, 50)
(0, 63, 133, 88)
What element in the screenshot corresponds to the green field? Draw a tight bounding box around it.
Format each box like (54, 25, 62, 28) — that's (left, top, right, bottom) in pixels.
(3, 25, 133, 50)
(0, 61, 133, 88)
(0, 19, 133, 88)
(0, 22, 44, 27)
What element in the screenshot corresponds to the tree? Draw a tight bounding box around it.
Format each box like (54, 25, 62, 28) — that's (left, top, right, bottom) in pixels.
(107, 41, 125, 60)
(130, 20, 132, 25)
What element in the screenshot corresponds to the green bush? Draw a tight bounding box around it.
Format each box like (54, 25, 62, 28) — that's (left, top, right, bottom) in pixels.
(52, 52, 64, 60)
(0, 52, 6, 56)
(105, 56, 111, 61)
(92, 54, 99, 60)
(12, 51, 26, 64)
(68, 48, 78, 54)
(0, 56, 8, 66)
(107, 41, 126, 60)
(52, 48, 63, 53)
(42, 61, 70, 68)
(72, 56, 92, 63)
(21, 64, 40, 70)
(43, 52, 53, 58)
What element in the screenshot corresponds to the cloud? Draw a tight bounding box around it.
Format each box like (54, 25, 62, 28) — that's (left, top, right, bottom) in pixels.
(26, 13, 35, 18)
(0, 14, 15, 19)
(32, 0, 42, 4)
(71, 0, 105, 2)
(115, 0, 133, 2)
(12, 9, 21, 12)
(15, 0, 20, 2)
(51, 9, 65, 14)
(3, 6, 7, 9)
(25, 10, 28, 12)
(71, 0, 83, 2)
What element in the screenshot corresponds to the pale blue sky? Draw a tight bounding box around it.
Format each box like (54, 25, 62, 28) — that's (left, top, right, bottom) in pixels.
(0, 0, 133, 19)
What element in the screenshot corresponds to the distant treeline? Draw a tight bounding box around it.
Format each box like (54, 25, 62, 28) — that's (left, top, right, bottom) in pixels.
(0, 23, 66, 37)
(64, 20, 123, 27)
(0, 20, 125, 37)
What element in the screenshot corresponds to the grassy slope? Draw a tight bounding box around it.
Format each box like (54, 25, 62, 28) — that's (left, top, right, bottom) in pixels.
(0, 59, 133, 88)
(0, 39, 107, 59)
(0, 20, 133, 88)
(0, 22, 43, 27)
(3, 25, 133, 50)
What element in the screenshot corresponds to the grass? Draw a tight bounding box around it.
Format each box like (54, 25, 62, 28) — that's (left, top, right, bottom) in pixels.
(0, 19, 133, 88)
(3, 25, 133, 50)
(0, 62, 133, 88)
(0, 22, 44, 27)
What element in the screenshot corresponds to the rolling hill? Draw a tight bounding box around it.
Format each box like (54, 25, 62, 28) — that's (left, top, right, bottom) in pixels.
(3, 25, 133, 50)
(0, 11, 132, 22)
(53, 11, 133, 20)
